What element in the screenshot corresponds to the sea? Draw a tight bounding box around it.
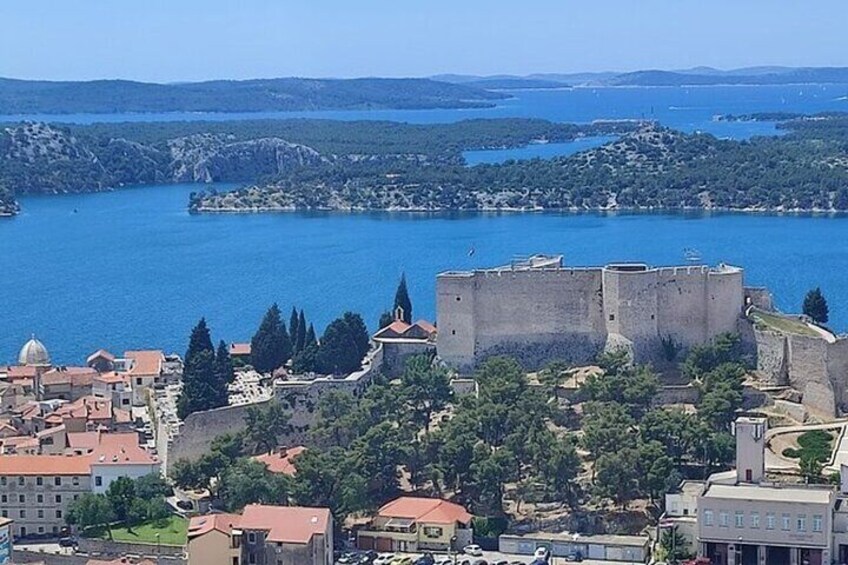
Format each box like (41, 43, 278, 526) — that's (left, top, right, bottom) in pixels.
(2, 84, 848, 362)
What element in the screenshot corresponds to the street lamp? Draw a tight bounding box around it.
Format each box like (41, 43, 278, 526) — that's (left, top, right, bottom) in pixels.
(450, 535, 457, 565)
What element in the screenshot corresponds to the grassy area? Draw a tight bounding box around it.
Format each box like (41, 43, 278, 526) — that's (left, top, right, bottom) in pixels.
(750, 310, 821, 337)
(85, 515, 187, 546)
(782, 429, 835, 464)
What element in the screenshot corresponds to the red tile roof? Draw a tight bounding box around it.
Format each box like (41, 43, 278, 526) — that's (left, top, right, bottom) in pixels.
(94, 371, 128, 385)
(413, 320, 437, 335)
(238, 504, 331, 544)
(0, 453, 91, 475)
(86, 559, 156, 565)
(41, 367, 97, 387)
(89, 432, 157, 466)
(229, 343, 252, 357)
(67, 431, 100, 451)
(376, 497, 472, 526)
(125, 350, 164, 377)
(86, 349, 116, 364)
(188, 512, 241, 539)
(253, 446, 306, 476)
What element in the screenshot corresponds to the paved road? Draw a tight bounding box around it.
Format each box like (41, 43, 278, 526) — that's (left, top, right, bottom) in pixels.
(340, 550, 642, 565)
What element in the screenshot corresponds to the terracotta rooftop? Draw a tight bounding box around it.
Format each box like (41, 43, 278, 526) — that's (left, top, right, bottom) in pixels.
(86, 349, 116, 364)
(0, 453, 91, 475)
(373, 319, 436, 341)
(94, 371, 128, 385)
(237, 504, 331, 544)
(41, 366, 97, 387)
(376, 497, 472, 525)
(68, 431, 101, 452)
(90, 432, 157, 467)
(125, 350, 164, 377)
(253, 446, 306, 476)
(1, 365, 38, 380)
(413, 320, 437, 335)
(188, 512, 241, 539)
(54, 396, 114, 422)
(86, 559, 156, 565)
(229, 343, 252, 357)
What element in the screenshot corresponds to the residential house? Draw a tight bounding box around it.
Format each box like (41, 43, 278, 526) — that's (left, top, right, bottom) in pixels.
(92, 372, 132, 410)
(89, 432, 160, 494)
(124, 350, 165, 406)
(253, 446, 306, 476)
(357, 496, 473, 553)
(187, 504, 333, 565)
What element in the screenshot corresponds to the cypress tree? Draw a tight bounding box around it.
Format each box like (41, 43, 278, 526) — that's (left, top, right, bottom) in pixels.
(177, 318, 219, 419)
(296, 310, 307, 353)
(251, 304, 292, 374)
(803, 287, 829, 324)
(342, 311, 370, 360)
(315, 318, 362, 375)
(394, 274, 413, 324)
(305, 323, 317, 347)
(289, 307, 300, 353)
(378, 311, 394, 329)
(213, 340, 234, 408)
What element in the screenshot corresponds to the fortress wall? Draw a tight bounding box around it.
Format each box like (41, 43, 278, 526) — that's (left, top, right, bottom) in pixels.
(826, 338, 848, 413)
(786, 334, 837, 418)
(436, 274, 477, 369)
(706, 269, 745, 337)
(753, 328, 789, 386)
(602, 268, 659, 362)
(656, 267, 709, 348)
(471, 268, 605, 369)
(745, 287, 774, 311)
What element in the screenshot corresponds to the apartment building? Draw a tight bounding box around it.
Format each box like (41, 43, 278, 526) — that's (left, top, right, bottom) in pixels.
(0, 455, 90, 538)
(357, 496, 473, 553)
(187, 504, 333, 565)
(666, 416, 848, 565)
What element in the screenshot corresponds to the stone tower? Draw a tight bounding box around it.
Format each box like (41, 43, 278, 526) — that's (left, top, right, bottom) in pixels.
(734, 416, 766, 484)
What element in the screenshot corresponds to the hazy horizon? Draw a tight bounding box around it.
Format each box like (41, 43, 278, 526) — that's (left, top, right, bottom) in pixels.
(2, 0, 847, 83)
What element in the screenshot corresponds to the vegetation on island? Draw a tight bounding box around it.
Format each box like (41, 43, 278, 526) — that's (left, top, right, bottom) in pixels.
(803, 287, 830, 325)
(0, 76, 505, 114)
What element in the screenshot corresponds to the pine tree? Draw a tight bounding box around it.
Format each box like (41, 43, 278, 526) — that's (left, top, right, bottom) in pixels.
(296, 310, 307, 353)
(305, 323, 317, 347)
(378, 311, 394, 329)
(393, 274, 413, 324)
(251, 304, 292, 374)
(289, 307, 300, 353)
(342, 312, 370, 360)
(314, 312, 371, 375)
(177, 318, 220, 419)
(803, 287, 829, 325)
(213, 340, 234, 408)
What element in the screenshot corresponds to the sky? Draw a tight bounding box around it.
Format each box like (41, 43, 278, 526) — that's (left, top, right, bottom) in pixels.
(1, 0, 847, 82)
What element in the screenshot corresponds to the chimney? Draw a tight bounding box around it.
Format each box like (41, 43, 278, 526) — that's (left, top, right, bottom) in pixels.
(733, 416, 766, 484)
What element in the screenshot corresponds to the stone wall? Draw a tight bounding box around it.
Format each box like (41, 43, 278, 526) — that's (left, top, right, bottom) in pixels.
(77, 538, 185, 560)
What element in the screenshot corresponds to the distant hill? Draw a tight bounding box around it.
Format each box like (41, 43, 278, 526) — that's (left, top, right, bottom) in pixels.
(434, 67, 848, 88)
(0, 77, 507, 114)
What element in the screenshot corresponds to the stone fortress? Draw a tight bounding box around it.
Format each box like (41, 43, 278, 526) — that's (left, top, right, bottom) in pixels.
(436, 254, 848, 419)
(436, 254, 747, 370)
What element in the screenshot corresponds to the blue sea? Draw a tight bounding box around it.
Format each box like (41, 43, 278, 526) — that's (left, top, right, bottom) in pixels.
(2, 85, 848, 362)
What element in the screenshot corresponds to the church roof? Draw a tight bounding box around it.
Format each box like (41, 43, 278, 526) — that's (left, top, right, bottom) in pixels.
(18, 336, 50, 366)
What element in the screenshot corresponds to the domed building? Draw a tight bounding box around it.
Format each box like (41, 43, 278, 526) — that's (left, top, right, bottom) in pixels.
(18, 336, 51, 366)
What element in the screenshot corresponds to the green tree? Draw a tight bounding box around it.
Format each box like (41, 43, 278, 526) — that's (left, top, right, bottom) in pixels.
(342, 312, 371, 360)
(310, 390, 360, 447)
(659, 525, 692, 563)
(378, 310, 394, 329)
(305, 323, 317, 348)
(289, 307, 300, 352)
(681, 333, 742, 380)
(106, 476, 136, 523)
(315, 313, 368, 375)
(593, 448, 639, 509)
(291, 343, 319, 374)
(401, 354, 452, 433)
(251, 304, 292, 374)
(134, 473, 171, 500)
(581, 364, 659, 419)
(394, 273, 413, 323)
(296, 310, 307, 353)
(637, 440, 680, 502)
(218, 459, 291, 512)
(245, 402, 291, 455)
(213, 340, 234, 406)
(66, 493, 115, 530)
(582, 401, 636, 460)
(803, 287, 829, 324)
(177, 318, 223, 419)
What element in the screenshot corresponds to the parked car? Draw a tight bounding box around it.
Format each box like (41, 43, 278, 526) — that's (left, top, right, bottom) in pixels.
(463, 544, 484, 556)
(374, 554, 396, 565)
(58, 537, 77, 548)
(533, 546, 550, 561)
(414, 554, 435, 565)
(390, 558, 413, 565)
(472, 560, 489, 565)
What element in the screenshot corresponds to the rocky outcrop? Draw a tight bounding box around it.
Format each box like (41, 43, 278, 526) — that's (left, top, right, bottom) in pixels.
(168, 134, 325, 183)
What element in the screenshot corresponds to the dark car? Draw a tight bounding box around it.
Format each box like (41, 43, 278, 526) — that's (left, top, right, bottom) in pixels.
(58, 537, 77, 548)
(414, 554, 435, 565)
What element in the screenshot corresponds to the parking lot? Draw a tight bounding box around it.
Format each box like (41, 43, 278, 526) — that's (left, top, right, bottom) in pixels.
(335, 549, 645, 565)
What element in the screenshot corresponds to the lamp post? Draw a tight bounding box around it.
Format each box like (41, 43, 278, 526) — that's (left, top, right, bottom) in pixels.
(450, 535, 458, 565)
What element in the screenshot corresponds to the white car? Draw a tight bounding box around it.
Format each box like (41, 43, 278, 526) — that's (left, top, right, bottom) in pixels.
(463, 544, 483, 556)
(534, 546, 551, 560)
(374, 554, 396, 565)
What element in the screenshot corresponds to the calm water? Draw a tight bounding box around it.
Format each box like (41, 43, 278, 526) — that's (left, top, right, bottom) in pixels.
(4, 84, 848, 362)
(463, 136, 618, 165)
(3, 184, 848, 363)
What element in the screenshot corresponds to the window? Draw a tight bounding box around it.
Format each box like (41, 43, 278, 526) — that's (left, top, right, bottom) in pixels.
(0, 477, 5, 486)
(18, 495, 25, 504)
(0, 511, 6, 518)
(424, 526, 443, 538)
(248, 532, 256, 544)
(136, 377, 143, 386)
(56, 509, 62, 519)
(36, 476, 43, 486)
(735, 511, 744, 528)
(95, 476, 102, 487)
(751, 512, 760, 529)
(719, 511, 728, 527)
(37, 527, 44, 534)
(704, 510, 714, 526)
(37, 509, 44, 519)
(19, 510, 25, 519)
(0, 495, 6, 504)
(249, 554, 256, 565)
(54, 476, 61, 486)
(17, 477, 24, 486)
(813, 515, 823, 533)
(797, 515, 806, 532)
(72, 477, 79, 486)
(37, 494, 43, 504)
(782, 514, 791, 531)
(766, 513, 775, 530)
(74, 494, 79, 501)
(609, 314, 615, 321)
(55, 494, 62, 503)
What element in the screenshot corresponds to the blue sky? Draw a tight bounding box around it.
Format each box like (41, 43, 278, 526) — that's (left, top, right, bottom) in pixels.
(1, 0, 846, 82)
